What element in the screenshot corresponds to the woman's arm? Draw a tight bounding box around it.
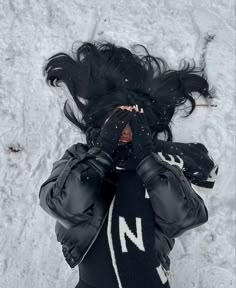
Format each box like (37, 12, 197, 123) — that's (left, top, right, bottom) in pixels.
(136, 152, 208, 239)
(39, 143, 113, 229)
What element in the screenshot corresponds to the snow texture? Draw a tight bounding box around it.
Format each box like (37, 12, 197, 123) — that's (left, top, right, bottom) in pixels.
(0, 0, 235, 287)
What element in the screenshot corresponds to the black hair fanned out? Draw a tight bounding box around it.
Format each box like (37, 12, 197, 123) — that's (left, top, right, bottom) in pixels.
(42, 41, 215, 145)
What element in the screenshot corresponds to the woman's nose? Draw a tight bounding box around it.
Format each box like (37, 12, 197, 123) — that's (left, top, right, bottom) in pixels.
(122, 128, 132, 137)
(122, 127, 130, 134)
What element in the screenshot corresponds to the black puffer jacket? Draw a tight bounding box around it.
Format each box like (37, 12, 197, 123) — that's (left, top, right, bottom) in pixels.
(39, 142, 212, 271)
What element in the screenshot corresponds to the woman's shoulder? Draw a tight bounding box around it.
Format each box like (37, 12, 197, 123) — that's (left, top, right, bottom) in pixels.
(65, 141, 89, 158)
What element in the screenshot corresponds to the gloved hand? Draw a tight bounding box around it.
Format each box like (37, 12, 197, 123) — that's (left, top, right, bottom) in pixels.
(130, 106, 153, 165)
(94, 107, 133, 158)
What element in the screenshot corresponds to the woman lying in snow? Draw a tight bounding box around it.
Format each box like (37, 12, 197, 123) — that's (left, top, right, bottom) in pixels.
(39, 42, 219, 288)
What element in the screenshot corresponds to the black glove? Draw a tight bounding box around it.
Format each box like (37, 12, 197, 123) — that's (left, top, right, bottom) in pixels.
(85, 126, 101, 148)
(94, 108, 132, 158)
(130, 110, 153, 164)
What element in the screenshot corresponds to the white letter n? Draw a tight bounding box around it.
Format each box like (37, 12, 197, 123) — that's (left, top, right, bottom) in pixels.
(119, 217, 145, 253)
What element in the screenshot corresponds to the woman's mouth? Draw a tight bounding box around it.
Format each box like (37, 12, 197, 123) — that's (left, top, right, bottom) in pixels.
(119, 137, 130, 142)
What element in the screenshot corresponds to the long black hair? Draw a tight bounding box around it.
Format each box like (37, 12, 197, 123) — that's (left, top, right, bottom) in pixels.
(42, 41, 215, 146)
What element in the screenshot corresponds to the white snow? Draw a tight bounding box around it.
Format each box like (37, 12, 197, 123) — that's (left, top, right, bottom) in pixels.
(0, 0, 235, 287)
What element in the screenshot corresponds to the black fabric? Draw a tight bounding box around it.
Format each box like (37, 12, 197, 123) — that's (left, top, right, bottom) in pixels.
(112, 142, 136, 170)
(78, 215, 119, 288)
(85, 126, 101, 148)
(94, 108, 132, 157)
(129, 111, 154, 163)
(110, 169, 170, 288)
(75, 278, 96, 288)
(152, 140, 219, 188)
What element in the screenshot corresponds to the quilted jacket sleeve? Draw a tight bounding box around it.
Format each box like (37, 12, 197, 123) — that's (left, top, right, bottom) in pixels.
(38, 143, 113, 229)
(136, 152, 209, 239)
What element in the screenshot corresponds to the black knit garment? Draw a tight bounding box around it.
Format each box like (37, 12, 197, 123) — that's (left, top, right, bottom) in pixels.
(107, 142, 170, 288)
(112, 142, 136, 169)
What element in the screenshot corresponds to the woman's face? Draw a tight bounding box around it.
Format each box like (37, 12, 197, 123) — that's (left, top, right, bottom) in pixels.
(119, 123, 132, 143)
(103, 105, 144, 144)
(103, 118, 133, 143)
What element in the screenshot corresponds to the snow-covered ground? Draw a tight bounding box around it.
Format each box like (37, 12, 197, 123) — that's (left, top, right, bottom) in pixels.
(0, 0, 235, 287)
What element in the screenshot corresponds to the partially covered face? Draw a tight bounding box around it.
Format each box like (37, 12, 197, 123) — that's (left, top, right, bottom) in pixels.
(119, 123, 132, 143)
(103, 118, 132, 143)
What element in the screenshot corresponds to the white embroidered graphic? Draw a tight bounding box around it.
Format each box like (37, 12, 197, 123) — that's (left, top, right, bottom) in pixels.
(119, 217, 145, 252)
(158, 152, 184, 169)
(145, 188, 150, 199)
(156, 265, 168, 284)
(107, 195, 123, 288)
(115, 166, 125, 170)
(157, 152, 184, 169)
(206, 164, 219, 182)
